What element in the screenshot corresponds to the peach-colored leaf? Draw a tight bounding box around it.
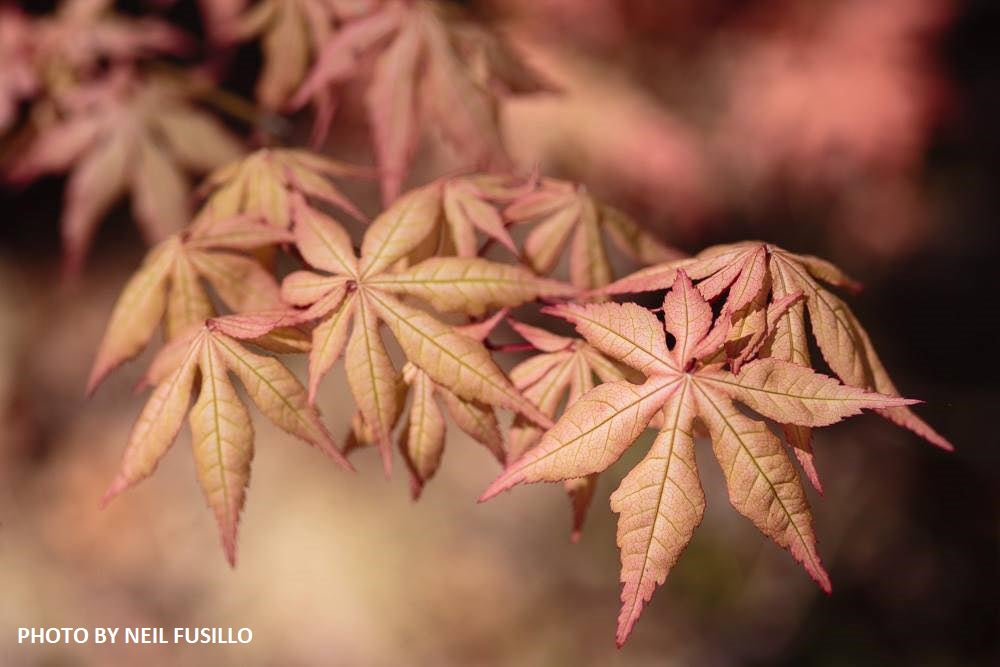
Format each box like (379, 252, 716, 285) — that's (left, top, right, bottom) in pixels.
(568, 195, 613, 290)
(420, 10, 508, 174)
(661, 270, 713, 368)
(772, 251, 952, 450)
(366, 18, 422, 204)
(241, 157, 291, 229)
(368, 290, 550, 428)
(566, 473, 598, 544)
(507, 346, 578, 460)
(186, 215, 294, 251)
(307, 291, 356, 404)
(400, 366, 445, 494)
(131, 133, 190, 243)
(283, 158, 368, 224)
(87, 239, 178, 394)
(439, 388, 503, 463)
(601, 205, 683, 267)
(281, 271, 347, 307)
(783, 423, 823, 494)
(443, 178, 517, 256)
(256, 0, 310, 110)
(454, 307, 509, 342)
(699, 358, 916, 427)
(291, 2, 404, 109)
(188, 250, 283, 312)
(63, 130, 131, 272)
(344, 293, 398, 474)
(481, 378, 680, 499)
(189, 338, 254, 566)
(521, 198, 580, 275)
(508, 319, 573, 353)
(212, 332, 350, 468)
(101, 333, 202, 506)
(610, 380, 703, 646)
(292, 195, 358, 276)
(692, 382, 831, 592)
(4, 115, 101, 183)
(545, 303, 674, 376)
(372, 256, 572, 316)
(359, 182, 442, 278)
(593, 258, 693, 297)
(166, 252, 214, 340)
(207, 311, 306, 341)
(138, 328, 201, 390)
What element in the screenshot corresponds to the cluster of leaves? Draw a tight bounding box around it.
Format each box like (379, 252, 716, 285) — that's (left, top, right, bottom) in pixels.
(1, 0, 544, 269)
(0, 0, 238, 271)
(4, 0, 952, 649)
(87, 144, 950, 644)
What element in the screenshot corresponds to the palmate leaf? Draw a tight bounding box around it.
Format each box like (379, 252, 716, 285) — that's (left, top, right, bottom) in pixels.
(481, 271, 916, 646)
(596, 241, 953, 483)
(506, 320, 631, 541)
(291, 0, 548, 203)
(505, 178, 683, 291)
(193, 148, 367, 233)
(5, 70, 242, 272)
(87, 216, 292, 394)
(224, 0, 378, 143)
(101, 319, 350, 566)
(281, 181, 564, 474)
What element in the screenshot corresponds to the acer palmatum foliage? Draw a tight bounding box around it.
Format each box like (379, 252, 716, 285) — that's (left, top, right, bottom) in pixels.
(8, 70, 242, 272)
(85, 146, 951, 645)
(288, 0, 549, 202)
(481, 272, 915, 645)
(2, 0, 952, 650)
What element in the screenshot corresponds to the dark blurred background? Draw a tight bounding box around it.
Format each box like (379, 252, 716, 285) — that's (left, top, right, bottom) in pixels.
(0, 0, 997, 664)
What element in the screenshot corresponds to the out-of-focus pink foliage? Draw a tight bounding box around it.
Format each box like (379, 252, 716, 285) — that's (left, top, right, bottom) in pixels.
(0, 7, 36, 133)
(500, 0, 955, 257)
(290, 0, 550, 203)
(6, 70, 242, 271)
(34, 0, 189, 80)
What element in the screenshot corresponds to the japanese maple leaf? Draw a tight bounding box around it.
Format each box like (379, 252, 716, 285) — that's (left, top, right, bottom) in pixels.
(433, 173, 538, 258)
(481, 271, 916, 646)
(291, 0, 548, 203)
(100, 315, 350, 566)
(280, 180, 566, 473)
(506, 319, 634, 541)
(87, 215, 292, 394)
(598, 241, 953, 491)
(193, 147, 366, 236)
(5, 71, 242, 272)
(504, 178, 683, 290)
(35, 0, 189, 78)
(397, 310, 508, 498)
(226, 0, 375, 139)
(0, 7, 37, 133)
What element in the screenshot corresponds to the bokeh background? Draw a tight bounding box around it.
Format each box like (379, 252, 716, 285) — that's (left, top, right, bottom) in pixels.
(1, 0, 997, 664)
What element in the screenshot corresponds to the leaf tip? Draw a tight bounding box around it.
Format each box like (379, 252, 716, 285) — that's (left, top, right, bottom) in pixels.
(379, 444, 393, 479)
(85, 362, 110, 397)
(479, 469, 524, 502)
(222, 534, 238, 569)
(98, 475, 129, 509)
